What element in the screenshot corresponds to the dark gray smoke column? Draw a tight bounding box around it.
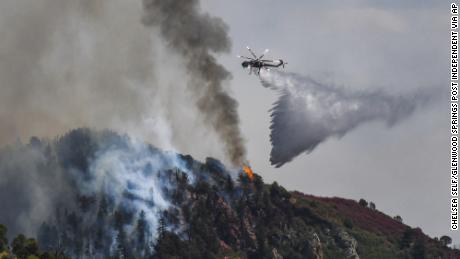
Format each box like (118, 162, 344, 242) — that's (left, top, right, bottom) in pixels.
(261, 71, 428, 168)
(142, 0, 246, 166)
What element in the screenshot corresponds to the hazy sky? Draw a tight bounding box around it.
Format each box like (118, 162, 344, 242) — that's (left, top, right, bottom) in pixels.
(0, 0, 454, 245)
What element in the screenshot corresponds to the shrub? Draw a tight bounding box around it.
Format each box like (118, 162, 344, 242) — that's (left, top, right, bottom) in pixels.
(343, 218, 353, 229)
(393, 215, 403, 223)
(358, 199, 368, 207)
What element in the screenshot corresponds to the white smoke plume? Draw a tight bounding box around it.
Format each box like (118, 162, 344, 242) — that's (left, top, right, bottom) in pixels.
(260, 70, 431, 167)
(0, 129, 207, 257)
(84, 137, 192, 239)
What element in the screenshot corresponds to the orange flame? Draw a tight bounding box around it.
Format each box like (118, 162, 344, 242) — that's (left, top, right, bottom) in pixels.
(242, 165, 254, 181)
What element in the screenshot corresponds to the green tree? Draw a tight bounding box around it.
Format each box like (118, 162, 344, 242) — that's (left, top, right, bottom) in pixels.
(270, 182, 291, 202)
(440, 235, 452, 247)
(155, 232, 188, 258)
(412, 238, 426, 259)
(135, 210, 149, 256)
(225, 175, 234, 193)
(12, 235, 39, 259)
(12, 234, 27, 259)
(358, 198, 368, 207)
(96, 195, 109, 221)
(37, 222, 58, 251)
(343, 218, 353, 229)
(253, 174, 264, 193)
(0, 225, 8, 252)
(369, 202, 376, 210)
(158, 213, 167, 241)
(400, 227, 415, 249)
(24, 238, 39, 258)
(115, 229, 129, 259)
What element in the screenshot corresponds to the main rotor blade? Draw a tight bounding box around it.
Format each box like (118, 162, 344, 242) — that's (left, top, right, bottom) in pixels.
(237, 55, 253, 60)
(258, 49, 269, 60)
(246, 46, 258, 59)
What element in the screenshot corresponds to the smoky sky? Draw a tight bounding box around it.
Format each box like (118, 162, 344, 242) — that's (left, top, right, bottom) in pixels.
(260, 70, 431, 167)
(0, 0, 243, 166)
(141, 0, 246, 166)
(0, 0, 155, 144)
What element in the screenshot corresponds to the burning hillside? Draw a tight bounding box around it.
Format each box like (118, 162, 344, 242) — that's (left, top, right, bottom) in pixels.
(0, 128, 457, 259)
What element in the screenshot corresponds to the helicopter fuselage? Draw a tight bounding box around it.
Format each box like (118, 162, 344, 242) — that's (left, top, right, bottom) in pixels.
(242, 59, 284, 69)
(238, 47, 287, 74)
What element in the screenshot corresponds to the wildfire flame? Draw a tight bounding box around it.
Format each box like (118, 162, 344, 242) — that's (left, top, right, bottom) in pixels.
(242, 165, 254, 181)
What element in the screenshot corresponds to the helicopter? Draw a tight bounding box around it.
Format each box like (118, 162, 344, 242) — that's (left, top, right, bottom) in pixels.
(238, 46, 287, 75)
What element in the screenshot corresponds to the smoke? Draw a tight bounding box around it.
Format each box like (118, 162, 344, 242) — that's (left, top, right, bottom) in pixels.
(0, 140, 72, 237)
(260, 70, 431, 167)
(0, 129, 201, 256)
(0, 0, 240, 165)
(0, 0, 156, 143)
(141, 0, 246, 166)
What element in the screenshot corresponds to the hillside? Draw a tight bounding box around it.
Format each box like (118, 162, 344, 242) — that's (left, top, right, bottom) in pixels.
(0, 129, 457, 259)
